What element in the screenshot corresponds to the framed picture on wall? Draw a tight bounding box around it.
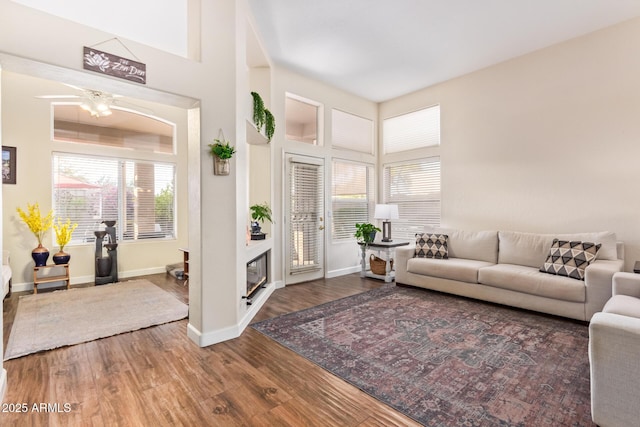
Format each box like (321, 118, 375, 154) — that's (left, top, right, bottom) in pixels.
(2, 145, 16, 185)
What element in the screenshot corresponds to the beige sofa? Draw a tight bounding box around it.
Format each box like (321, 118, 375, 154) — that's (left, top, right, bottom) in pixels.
(589, 272, 640, 427)
(395, 229, 624, 321)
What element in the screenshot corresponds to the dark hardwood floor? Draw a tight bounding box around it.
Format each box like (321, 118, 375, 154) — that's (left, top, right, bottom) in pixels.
(1, 273, 421, 426)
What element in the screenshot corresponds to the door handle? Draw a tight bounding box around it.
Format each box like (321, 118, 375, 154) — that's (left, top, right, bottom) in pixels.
(319, 225, 325, 230)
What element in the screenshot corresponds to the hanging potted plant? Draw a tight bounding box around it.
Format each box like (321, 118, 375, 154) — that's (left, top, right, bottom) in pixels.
(52, 218, 78, 265)
(251, 91, 276, 142)
(249, 202, 273, 240)
(208, 136, 236, 176)
(16, 202, 54, 266)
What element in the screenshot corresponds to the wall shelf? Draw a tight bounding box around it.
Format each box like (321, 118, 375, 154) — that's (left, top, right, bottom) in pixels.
(246, 119, 269, 145)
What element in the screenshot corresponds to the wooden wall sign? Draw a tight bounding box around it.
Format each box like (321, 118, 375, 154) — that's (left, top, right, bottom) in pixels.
(83, 47, 146, 84)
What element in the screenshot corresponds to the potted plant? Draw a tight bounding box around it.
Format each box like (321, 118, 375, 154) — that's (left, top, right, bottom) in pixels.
(52, 218, 78, 264)
(249, 202, 273, 240)
(354, 222, 381, 245)
(251, 91, 276, 142)
(16, 202, 54, 266)
(208, 138, 236, 175)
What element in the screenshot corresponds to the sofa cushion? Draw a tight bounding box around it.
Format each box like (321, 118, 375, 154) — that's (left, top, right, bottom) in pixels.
(603, 295, 640, 319)
(478, 264, 586, 303)
(415, 233, 448, 259)
(434, 228, 498, 263)
(407, 257, 494, 284)
(498, 231, 617, 269)
(539, 239, 601, 281)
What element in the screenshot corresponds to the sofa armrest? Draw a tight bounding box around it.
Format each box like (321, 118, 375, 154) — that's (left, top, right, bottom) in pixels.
(584, 259, 624, 320)
(395, 246, 415, 283)
(589, 312, 640, 426)
(611, 272, 640, 298)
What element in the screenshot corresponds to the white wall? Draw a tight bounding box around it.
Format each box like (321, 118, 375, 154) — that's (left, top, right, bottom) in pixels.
(270, 67, 378, 281)
(380, 17, 640, 270)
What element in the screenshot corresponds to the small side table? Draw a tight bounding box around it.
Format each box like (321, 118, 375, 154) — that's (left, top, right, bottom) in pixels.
(33, 264, 70, 294)
(179, 248, 189, 285)
(358, 240, 410, 283)
(634, 261, 640, 274)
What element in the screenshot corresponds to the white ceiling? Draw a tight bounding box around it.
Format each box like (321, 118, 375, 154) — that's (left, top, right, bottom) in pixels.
(248, 0, 640, 102)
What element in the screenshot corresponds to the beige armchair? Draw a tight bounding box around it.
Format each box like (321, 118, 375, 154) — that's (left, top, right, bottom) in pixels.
(589, 272, 640, 427)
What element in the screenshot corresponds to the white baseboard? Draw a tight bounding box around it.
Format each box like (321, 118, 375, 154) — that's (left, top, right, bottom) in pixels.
(0, 368, 6, 402)
(326, 265, 361, 278)
(188, 282, 276, 348)
(11, 266, 168, 293)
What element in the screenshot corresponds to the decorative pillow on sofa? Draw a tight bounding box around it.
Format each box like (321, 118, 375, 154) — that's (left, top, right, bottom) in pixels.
(539, 239, 601, 281)
(415, 233, 448, 259)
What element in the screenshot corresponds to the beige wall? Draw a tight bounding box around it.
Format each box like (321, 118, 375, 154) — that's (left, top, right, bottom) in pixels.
(1, 71, 189, 289)
(380, 17, 640, 270)
(270, 67, 378, 280)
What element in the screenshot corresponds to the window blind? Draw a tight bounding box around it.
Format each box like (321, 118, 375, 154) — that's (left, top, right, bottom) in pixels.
(331, 160, 374, 241)
(288, 160, 323, 274)
(383, 157, 441, 239)
(53, 153, 176, 245)
(331, 109, 374, 154)
(383, 105, 440, 153)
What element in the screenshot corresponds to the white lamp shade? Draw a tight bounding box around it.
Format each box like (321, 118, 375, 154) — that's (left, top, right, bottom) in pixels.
(374, 204, 399, 220)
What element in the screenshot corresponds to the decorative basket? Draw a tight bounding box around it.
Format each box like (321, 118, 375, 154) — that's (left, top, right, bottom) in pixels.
(370, 254, 393, 275)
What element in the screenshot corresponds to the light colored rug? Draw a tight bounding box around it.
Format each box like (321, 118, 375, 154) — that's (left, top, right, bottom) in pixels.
(4, 279, 188, 360)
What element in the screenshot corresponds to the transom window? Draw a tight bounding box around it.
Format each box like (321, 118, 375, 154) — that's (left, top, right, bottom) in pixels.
(383, 105, 440, 154)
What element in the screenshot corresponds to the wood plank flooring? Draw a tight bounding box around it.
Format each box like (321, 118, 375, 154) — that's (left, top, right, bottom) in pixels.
(1, 273, 421, 426)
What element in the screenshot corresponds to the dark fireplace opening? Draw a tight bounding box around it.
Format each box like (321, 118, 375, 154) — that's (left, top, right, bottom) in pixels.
(246, 251, 268, 303)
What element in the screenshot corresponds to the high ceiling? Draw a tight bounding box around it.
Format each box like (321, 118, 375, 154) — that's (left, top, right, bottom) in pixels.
(248, 0, 640, 102)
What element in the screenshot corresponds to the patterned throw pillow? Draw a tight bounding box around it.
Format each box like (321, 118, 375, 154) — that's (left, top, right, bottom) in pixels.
(415, 233, 449, 259)
(539, 239, 601, 281)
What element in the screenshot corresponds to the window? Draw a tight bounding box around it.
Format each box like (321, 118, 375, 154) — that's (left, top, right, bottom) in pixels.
(383, 158, 441, 239)
(383, 105, 440, 153)
(53, 154, 175, 244)
(52, 104, 177, 244)
(331, 109, 374, 154)
(332, 160, 374, 241)
(285, 94, 320, 144)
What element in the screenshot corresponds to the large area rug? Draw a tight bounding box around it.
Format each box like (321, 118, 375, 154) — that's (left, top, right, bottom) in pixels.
(4, 279, 188, 360)
(252, 285, 594, 426)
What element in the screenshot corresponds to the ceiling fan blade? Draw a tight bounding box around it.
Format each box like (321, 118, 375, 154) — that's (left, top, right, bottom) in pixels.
(35, 95, 82, 99)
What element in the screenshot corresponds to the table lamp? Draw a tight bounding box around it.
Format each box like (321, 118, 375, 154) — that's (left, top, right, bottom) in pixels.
(374, 204, 399, 242)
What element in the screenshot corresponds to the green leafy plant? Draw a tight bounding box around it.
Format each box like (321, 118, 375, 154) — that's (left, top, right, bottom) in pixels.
(354, 222, 380, 244)
(251, 91, 265, 130)
(251, 91, 276, 142)
(264, 108, 275, 142)
(208, 139, 236, 159)
(250, 202, 273, 224)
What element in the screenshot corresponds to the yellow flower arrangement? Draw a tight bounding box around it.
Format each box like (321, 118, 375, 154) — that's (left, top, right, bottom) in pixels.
(16, 203, 54, 246)
(53, 218, 78, 251)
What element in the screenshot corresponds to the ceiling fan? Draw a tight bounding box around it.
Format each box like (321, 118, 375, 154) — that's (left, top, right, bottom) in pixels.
(36, 85, 150, 118)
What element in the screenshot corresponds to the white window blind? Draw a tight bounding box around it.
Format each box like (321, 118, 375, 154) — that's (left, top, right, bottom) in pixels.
(383, 105, 440, 153)
(331, 160, 374, 241)
(383, 157, 441, 239)
(331, 109, 374, 154)
(289, 160, 323, 274)
(53, 153, 176, 244)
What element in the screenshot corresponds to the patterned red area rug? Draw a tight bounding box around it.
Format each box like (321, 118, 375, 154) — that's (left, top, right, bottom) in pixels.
(252, 285, 594, 426)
